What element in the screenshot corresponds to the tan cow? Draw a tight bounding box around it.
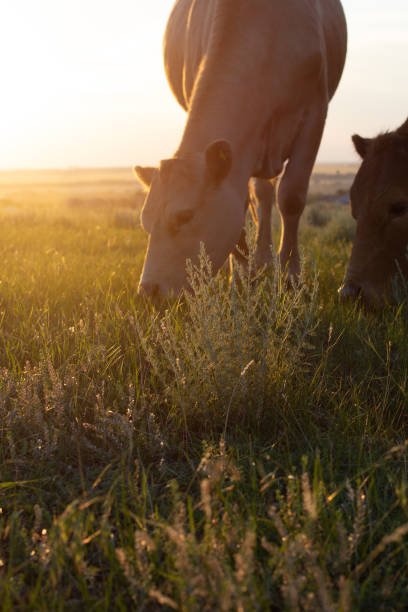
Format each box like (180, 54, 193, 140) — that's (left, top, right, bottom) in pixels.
(339, 118, 408, 308)
(135, 0, 347, 297)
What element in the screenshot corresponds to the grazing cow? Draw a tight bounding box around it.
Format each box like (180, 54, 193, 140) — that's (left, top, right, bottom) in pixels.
(339, 118, 408, 308)
(135, 0, 347, 297)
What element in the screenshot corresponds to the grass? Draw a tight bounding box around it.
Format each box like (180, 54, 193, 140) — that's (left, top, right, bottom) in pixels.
(0, 181, 408, 610)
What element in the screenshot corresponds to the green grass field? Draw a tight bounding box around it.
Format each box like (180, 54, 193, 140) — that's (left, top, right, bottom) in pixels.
(0, 168, 407, 610)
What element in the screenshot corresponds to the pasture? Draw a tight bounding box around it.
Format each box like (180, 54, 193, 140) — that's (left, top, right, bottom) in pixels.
(1, 166, 408, 611)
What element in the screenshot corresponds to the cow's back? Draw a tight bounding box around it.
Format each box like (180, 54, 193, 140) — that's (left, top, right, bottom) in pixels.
(164, 0, 347, 113)
(320, 0, 347, 98)
(163, 0, 192, 110)
(164, 0, 220, 110)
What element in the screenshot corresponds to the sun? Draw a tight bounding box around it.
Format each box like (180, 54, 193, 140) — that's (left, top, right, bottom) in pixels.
(0, 1, 181, 169)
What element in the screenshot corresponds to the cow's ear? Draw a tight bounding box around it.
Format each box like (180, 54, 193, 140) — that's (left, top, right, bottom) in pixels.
(205, 140, 232, 184)
(352, 134, 371, 159)
(134, 165, 156, 188)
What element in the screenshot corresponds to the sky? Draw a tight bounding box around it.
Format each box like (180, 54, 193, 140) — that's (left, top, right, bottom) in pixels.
(0, 0, 407, 169)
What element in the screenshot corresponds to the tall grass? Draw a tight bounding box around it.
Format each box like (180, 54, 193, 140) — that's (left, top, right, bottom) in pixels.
(0, 196, 408, 610)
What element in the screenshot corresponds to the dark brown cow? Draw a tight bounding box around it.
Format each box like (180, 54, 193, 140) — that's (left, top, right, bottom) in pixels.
(340, 118, 408, 308)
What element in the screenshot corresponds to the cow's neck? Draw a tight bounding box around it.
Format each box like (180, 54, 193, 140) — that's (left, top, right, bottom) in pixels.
(177, 81, 268, 191)
(177, 92, 288, 200)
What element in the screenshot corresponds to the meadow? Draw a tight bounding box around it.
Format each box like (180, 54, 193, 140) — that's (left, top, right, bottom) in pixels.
(1, 166, 408, 611)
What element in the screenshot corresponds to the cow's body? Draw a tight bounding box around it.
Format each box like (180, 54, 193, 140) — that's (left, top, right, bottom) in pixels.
(136, 0, 347, 297)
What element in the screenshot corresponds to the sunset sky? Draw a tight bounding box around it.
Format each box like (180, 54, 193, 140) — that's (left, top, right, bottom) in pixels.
(1, 0, 407, 169)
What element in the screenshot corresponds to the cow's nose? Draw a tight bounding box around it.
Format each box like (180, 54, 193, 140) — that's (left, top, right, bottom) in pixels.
(338, 282, 361, 301)
(138, 281, 160, 298)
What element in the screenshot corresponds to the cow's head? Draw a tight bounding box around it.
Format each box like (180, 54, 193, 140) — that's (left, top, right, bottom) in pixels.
(134, 140, 245, 297)
(339, 118, 408, 308)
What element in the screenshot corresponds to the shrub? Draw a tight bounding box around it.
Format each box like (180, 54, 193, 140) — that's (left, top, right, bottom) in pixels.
(137, 245, 319, 438)
(306, 203, 332, 228)
(323, 208, 356, 243)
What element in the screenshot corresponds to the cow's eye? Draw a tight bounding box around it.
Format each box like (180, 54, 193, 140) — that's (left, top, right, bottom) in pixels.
(389, 202, 408, 218)
(175, 209, 194, 227)
(169, 209, 194, 235)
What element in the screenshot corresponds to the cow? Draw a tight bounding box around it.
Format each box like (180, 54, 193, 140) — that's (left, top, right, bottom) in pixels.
(135, 0, 347, 298)
(339, 118, 408, 308)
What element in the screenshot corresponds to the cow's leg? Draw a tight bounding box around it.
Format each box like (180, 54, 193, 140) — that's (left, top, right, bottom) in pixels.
(277, 107, 327, 279)
(231, 193, 251, 266)
(250, 178, 276, 268)
(232, 227, 249, 266)
(232, 179, 275, 269)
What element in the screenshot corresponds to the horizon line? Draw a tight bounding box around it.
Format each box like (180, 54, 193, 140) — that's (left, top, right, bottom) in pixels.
(0, 161, 359, 174)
